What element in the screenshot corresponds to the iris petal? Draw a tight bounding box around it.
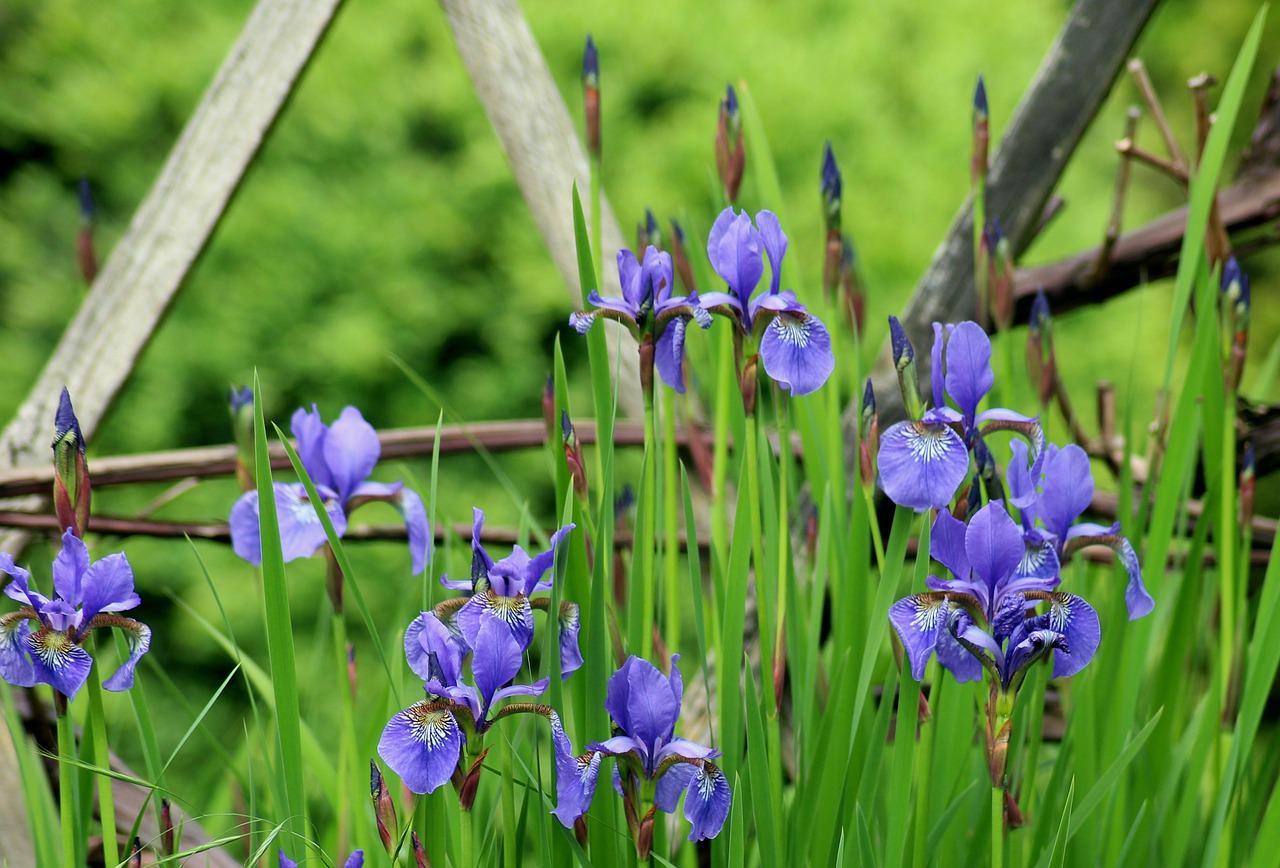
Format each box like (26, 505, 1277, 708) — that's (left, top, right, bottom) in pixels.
(877, 421, 969, 511)
(378, 701, 463, 795)
(888, 593, 950, 680)
(551, 711, 600, 827)
(684, 763, 732, 842)
(758, 311, 835, 396)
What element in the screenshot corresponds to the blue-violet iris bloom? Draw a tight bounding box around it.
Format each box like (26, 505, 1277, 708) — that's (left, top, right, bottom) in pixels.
(279, 850, 362, 868)
(379, 612, 549, 794)
(229, 405, 430, 574)
(701, 208, 835, 395)
(889, 502, 1100, 692)
(0, 529, 151, 700)
(878, 321, 1043, 511)
(441, 508, 579, 670)
(570, 246, 712, 392)
(552, 655, 731, 842)
(1007, 441, 1154, 619)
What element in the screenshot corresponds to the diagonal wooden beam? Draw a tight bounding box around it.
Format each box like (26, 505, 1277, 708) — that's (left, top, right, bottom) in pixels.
(439, 0, 644, 416)
(0, 0, 346, 549)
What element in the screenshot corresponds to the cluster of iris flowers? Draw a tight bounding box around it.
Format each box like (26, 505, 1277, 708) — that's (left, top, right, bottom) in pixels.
(879, 318, 1153, 800)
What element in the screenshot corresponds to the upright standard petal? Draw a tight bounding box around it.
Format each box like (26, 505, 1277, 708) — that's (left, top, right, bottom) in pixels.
(558, 601, 584, 677)
(378, 700, 463, 794)
(756, 210, 788, 295)
(604, 657, 681, 767)
(291, 405, 334, 491)
(877, 421, 968, 511)
(943, 321, 995, 422)
(964, 503, 1024, 599)
(51, 529, 90, 606)
(77, 553, 139, 627)
(758, 311, 835, 396)
(707, 209, 763, 310)
(406, 611, 463, 685)
(1035, 444, 1094, 541)
(471, 618, 526, 719)
(930, 510, 971, 581)
(323, 407, 382, 503)
(684, 763, 732, 841)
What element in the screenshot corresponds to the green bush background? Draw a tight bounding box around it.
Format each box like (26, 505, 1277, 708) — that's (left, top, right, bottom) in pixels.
(0, 0, 1276, 807)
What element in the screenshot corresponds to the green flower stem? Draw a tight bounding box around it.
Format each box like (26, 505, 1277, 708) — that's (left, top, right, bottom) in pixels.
(709, 329, 735, 570)
(636, 387, 658, 660)
(501, 735, 518, 868)
(85, 650, 118, 868)
(991, 784, 1004, 868)
(331, 611, 358, 858)
(459, 801, 473, 868)
(661, 387, 682, 654)
(742, 410, 777, 715)
(56, 698, 79, 868)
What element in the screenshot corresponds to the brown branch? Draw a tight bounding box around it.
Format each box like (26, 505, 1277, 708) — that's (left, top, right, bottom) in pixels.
(0, 419, 803, 500)
(1013, 168, 1280, 319)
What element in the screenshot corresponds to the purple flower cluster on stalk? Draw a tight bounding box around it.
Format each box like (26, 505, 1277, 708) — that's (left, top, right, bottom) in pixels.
(701, 208, 835, 396)
(551, 655, 731, 852)
(878, 320, 1043, 511)
(570, 246, 711, 393)
(379, 512, 578, 799)
(889, 503, 1099, 692)
(0, 529, 151, 700)
(229, 405, 430, 574)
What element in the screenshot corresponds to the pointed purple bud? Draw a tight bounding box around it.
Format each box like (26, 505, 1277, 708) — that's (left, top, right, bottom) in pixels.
(821, 142, 842, 231)
(1029, 289, 1051, 334)
(52, 388, 90, 538)
(371, 759, 396, 853)
(973, 74, 989, 119)
(1242, 441, 1256, 529)
(77, 178, 96, 225)
(582, 35, 601, 160)
(670, 218, 696, 293)
(582, 35, 599, 87)
(888, 316, 922, 419)
(716, 85, 745, 203)
(229, 385, 255, 491)
(971, 75, 990, 188)
(1027, 290, 1055, 406)
(861, 378, 877, 431)
(161, 798, 175, 855)
(411, 832, 429, 868)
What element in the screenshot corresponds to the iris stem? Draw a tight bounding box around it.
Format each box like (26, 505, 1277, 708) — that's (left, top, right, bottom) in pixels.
(662, 387, 681, 656)
(638, 388, 658, 661)
(992, 785, 1004, 868)
(501, 735, 518, 868)
(1218, 384, 1236, 713)
(56, 698, 79, 868)
(459, 802, 473, 868)
(331, 612, 357, 858)
(710, 326, 735, 568)
(86, 649, 118, 868)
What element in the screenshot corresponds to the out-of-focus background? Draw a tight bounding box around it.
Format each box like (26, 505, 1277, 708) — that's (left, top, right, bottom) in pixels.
(0, 0, 1275, 795)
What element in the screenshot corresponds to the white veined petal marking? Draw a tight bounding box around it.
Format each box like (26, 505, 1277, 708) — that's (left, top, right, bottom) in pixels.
(483, 591, 529, 626)
(1049, 595, 1072, 632)
(1020, 544, 1048, 574)
(30, 629, 76, 671)
(772, 313, 811, 348)
(910, 596, 949, 632)
(695, 765, 724, 797)
(905, 422, 954, 463)
(407, 702, 457, 749)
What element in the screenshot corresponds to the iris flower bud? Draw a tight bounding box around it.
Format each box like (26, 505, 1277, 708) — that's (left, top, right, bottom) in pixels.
(52, 387, 90, 538)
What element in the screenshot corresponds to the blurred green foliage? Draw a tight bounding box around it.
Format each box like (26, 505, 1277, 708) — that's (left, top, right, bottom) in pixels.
(1, 0, 1278, 813)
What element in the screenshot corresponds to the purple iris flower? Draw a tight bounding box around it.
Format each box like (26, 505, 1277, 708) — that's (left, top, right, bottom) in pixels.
(0, 529, 151, 700)
(379, 612, 549, 794)
(570, 246, 712, 392)
(229, 405, 430, 574)
(701, 208, 835, 396)
(889, 502, 1100, 692)
(441, 508, 579, 671)
(1007, 441, 1154, 620)
(878, 321, 1043, 511)
(551, 655, 731, 843)
(279, 850, 362, 868)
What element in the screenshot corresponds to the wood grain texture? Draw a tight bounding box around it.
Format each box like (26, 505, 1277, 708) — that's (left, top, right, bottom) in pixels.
(439, 0, 644, 415)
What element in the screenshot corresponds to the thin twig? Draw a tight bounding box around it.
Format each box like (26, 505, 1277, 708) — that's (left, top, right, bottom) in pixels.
(1128, 58, 1187, 170)
(1096, 108, 1141, 278)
